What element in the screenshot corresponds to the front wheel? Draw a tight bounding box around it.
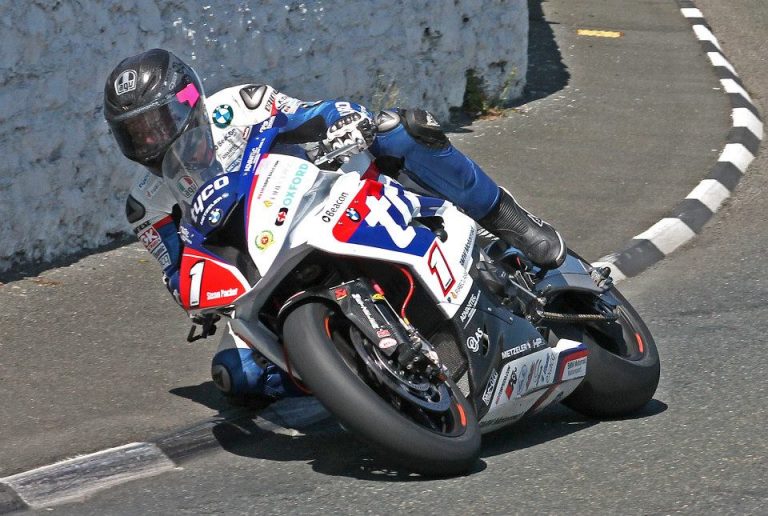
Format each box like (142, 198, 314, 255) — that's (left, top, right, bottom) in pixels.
(562, 286, 660, 418)
(283, 302, 481, 476)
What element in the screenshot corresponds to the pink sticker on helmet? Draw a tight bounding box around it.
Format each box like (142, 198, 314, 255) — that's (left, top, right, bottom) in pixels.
(176, 83, 200, 107)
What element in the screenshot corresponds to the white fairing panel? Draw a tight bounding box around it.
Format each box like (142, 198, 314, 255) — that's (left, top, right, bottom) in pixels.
(246, 154, 320, 275)
(479, 338, 588, 433)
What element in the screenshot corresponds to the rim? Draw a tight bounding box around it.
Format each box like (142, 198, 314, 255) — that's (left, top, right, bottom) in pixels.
(323, 309, 468, 437)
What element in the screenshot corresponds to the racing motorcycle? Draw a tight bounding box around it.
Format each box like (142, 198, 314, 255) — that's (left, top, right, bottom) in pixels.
(162, 119, 660, 476)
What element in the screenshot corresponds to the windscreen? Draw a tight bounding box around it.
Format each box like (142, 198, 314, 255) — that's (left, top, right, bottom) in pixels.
(161, 125, 247, 216)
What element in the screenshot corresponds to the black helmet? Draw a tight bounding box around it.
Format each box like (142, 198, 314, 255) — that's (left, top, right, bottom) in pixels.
(104, 49, 207, 172)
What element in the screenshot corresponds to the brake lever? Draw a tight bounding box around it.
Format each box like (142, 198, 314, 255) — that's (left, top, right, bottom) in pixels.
(313, 141, 366, 166)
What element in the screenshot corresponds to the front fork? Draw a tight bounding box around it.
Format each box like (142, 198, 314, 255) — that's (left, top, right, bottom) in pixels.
(278, 278, 446, 382)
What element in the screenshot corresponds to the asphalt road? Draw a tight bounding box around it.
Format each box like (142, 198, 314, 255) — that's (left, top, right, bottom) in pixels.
(5, 0, 767, 513)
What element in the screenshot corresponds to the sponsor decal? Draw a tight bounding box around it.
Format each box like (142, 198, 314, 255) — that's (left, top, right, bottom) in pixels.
(206, 287, 239, 301)
(538, 353, 554, 385)
(264, 200, 273, 208)
(143, 180, 163, 200)
(179, 225, 193, 245)
(138, 226, 162, 252)
(351, 293, 379, 329)
(526, 359, 541, 392)
(562, 357, 587, 381)
(191, 176, 230, 220)
(501, 337, 547, 360)
(334, 287, 348, 301)
(208, 208, 223, 226)
(275, 94, 301, 114)
(518, 364, 529, 393)
(527, 213, 544, 227)
(345, 208, 360, 221)
(459, 290, 480, 328)
(241, 137, 267, 175)
(425, 111, 440, 127)
(466, 327, 484, 353)
(176, 176, 197, 199)
(258, 116, 275, 132)
(158, 252, 172, 269)
(504, 367, 519, 399)
(133, 220, 152, 235)
(239, 84, 266, 110)
(335, 101, 360, 117)
(114, 69, 137, 95)
(376, 328, 391, 338)
(212, 104, 234, 128)
(459, 226, 476, 267)
(275, 207, 288, 226)
(281, 163, 309, 208)
(428, 242, 455, 296)
(322, 192, 350, 222)
(150, 242, 168, 260)
(378, 337, 398, 350)
(557, 346, 589, 382)
(482, 369, 499, 405)
(255, 230, 274, 250)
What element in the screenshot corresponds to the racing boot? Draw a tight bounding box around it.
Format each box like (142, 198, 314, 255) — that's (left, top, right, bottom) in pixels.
(479, 188, 566, 270)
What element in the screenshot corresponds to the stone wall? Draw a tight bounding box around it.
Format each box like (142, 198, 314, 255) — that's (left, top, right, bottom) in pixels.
(0, 0, 527, 271)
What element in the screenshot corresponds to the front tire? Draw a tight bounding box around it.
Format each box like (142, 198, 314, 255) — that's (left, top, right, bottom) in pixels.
(283, 302, 481, 476)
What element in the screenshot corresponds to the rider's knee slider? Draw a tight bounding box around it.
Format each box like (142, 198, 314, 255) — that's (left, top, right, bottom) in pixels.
(401, 108, 450, 149)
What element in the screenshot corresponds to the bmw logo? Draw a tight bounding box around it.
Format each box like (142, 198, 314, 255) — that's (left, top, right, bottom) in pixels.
(345, 208, 360, 222)
(208, 208, 223, 225)
(212, 105, 234, 128)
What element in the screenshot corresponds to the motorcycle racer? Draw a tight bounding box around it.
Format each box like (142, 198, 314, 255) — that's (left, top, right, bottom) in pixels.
(103, 48, 566, 404)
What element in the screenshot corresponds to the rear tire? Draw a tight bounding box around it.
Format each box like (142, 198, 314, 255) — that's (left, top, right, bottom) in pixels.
(283, 302, 481, 476)
(562, 287, 660, 418)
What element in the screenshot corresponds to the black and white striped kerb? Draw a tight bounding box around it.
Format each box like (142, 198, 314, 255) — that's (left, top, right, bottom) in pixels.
(592, 0, 763, 281)
(0, 398, 330, 513)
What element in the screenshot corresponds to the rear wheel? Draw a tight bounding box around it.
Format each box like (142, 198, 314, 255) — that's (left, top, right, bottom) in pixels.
(562, 287, 660, 417)
(283, 302, 481, 476)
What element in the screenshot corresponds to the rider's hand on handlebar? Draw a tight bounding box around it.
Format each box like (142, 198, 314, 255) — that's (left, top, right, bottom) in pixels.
(324, 112, 376, 154)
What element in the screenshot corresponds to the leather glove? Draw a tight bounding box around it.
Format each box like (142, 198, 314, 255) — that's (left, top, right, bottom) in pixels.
(324, 112, 376, 152)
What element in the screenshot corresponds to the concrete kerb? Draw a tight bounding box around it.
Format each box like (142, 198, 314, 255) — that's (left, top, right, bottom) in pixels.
(0, 1, 759, 512)
(591, 0, 764, 282)
(0, 398, 331, 513)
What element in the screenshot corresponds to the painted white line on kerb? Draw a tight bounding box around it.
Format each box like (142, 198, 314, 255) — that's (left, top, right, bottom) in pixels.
(721, 78, 753, 102)
(590, 261, 627, 282)
(685, 179, 731, 212)
(692, 25, 722, 51)
(707, 52, 737, 75)
(718, 143, 755, 173)
(680, 8, 703, 18)
(1, 443, 176, 508)
(732, 108, 764, 139)
(634, 218, 696, 255)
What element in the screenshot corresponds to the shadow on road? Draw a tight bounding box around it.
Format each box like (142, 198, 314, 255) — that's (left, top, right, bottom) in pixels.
(170, 381, 234, 413)
(512, 0, 570, 107)
(480, 399, 667, 458)
(200, 399, 665, 480)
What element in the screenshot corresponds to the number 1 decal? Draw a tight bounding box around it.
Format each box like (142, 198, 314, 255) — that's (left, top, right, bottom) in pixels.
(188, 261, 205, 307)
(427, 242, 455, 296)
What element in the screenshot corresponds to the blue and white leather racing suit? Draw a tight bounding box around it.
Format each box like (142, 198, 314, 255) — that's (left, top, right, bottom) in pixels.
(125, 83, 502, 401)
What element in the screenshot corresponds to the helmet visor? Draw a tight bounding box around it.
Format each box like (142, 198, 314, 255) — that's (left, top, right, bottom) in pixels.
(108, 86, 204, 163)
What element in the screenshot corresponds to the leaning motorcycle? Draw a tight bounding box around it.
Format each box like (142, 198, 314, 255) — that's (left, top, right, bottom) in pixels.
(162, 119, 660, 476)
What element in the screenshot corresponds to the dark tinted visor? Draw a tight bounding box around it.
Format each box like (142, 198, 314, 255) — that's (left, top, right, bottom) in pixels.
(108, 92, 202, 163)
